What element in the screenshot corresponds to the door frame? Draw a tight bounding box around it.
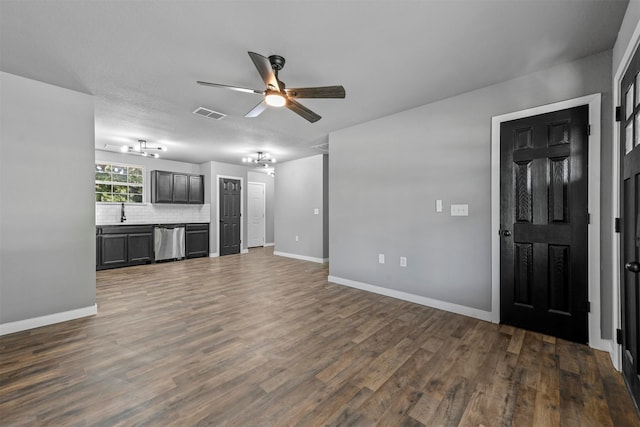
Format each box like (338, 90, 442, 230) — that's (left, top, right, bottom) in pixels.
(247, 181, 266, 248)
(490, 93, 603, 350)
(611, 18, 640, 373)
(216, 175, 246, 256)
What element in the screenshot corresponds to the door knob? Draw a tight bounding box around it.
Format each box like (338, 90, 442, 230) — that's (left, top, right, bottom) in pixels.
(501, 230, 512, 237)
(625, 261, 640, 273)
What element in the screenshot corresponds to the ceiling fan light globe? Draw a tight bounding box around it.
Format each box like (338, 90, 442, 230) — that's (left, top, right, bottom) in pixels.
(265, 92, 286, 107)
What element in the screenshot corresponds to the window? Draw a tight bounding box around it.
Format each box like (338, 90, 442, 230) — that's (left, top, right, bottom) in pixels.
(95, 163, 144, 203)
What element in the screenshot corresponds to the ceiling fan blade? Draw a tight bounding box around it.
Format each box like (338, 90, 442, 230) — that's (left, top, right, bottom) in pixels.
(248, 52, 282, 91)
(197, 81, 263, 95)
(245, 100, 268, 118)
(286, 99, 321, 123)
(285, 86, 346, 99)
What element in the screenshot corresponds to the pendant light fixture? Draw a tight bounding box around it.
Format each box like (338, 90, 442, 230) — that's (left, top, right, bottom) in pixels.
(118, 140, 166, 158)
(242, 151, 276, 167)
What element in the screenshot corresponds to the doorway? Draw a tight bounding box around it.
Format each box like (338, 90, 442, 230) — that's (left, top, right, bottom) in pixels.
(490, 94, 602, 347)
(219, 177, 241, 256)
(499, 106, 589, 343)
(247, 182, 266, 248)
(619, 43, 640, 409)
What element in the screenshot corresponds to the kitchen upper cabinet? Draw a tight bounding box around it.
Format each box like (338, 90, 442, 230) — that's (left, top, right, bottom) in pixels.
(151, 170, 204, 204)
(152, 171, 173, 203)
(188, 175, 204, 204)
(173, 174, 189, 203)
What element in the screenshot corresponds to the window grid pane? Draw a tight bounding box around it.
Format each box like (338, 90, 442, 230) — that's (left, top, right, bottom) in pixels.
(95, 162, 144, 204)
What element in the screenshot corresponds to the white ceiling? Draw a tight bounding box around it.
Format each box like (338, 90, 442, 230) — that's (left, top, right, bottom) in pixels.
(0, 0, 628, 166)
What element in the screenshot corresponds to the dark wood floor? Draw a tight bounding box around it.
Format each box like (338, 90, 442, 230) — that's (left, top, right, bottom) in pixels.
(1, 247, 638, 426)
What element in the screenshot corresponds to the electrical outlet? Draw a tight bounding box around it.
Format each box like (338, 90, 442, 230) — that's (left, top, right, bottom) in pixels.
(378, 254, 385, 264)
(400, 257, 407, 267)
(451, 204, 469, 216)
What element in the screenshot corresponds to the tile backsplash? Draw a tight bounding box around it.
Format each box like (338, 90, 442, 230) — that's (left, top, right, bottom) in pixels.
(96, 203, 211, 225)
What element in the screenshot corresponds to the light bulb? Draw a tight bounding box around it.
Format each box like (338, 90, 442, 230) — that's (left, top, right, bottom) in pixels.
(120, 145, 129, 153)
(265, 92, 286, 107)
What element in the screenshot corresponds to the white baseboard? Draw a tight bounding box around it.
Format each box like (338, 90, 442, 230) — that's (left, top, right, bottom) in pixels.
(241, 249, 249, 254)
(609, 339, 622, 372)
(264, 242, 275, 247)
(0, 304, 98, 336)
(209, 252, 219, 257)
(274, 251, 328, 264)
(327, 276, 493, 322)
(588, 335, 611, 353)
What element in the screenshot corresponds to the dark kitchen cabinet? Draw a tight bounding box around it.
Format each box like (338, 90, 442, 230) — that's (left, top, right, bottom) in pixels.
(127, 232, 154, 263)
(100, 234, 127, 267)
(173, 174, 189, 203)
(188, 175, 204, 204)
(186, 223, 209, 258)
(97, 225, 154, 270)
(152, 170, 173, 203)
(151, 170, 204, 204)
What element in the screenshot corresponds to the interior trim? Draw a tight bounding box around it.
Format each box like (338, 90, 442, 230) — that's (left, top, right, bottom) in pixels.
(0, 304, 98, 336)
(274, 251, 328, 264)
(216, 174, 245, 257)
(328, 276, 493, 322)
(610, 17, 640, 372)
(490, 93, 604, 350)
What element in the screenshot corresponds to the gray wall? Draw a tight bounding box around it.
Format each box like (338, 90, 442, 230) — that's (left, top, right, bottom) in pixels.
(613, 1, 639, 71)
(275, 154, 328, 260)
(201, 161, 249, 255)
(248, 171, 275, 245)
(329, 50, 612, 314)
(1, 72, 96, 324)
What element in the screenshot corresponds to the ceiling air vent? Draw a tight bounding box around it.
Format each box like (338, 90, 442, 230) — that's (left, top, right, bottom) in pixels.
(193, 107, 226, 120)
(312, 142, 329, 154)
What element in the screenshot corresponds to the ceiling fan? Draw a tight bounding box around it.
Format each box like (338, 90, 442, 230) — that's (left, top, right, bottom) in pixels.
(197, 52, 345, 123)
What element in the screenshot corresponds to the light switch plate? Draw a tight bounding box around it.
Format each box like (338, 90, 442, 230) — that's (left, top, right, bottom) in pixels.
(436, 199, 443, 212)
(314, 208, 319, 215)
(451, 204, 469, 216)
(400, 256, 407, 267)
(378, 254, 385, 264)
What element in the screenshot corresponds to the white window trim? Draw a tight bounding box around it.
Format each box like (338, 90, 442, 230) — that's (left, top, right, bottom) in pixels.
(95, 161, 146, 204)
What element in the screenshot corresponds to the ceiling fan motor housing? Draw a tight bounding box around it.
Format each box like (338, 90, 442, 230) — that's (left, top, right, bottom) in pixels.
(268, 55, 286, 71)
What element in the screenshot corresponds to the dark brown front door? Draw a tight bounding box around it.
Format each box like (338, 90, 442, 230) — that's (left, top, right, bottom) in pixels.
(621, 45, 640, 408)
(500, 105, 589, 343)
(220, 178, 241, 256)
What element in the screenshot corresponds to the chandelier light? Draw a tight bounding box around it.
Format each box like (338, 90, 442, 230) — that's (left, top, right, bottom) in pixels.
(242, 151, 277, 168)
(118, 140, 167, 158)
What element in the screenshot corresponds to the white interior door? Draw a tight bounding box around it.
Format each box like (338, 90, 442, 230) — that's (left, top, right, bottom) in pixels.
(247, 182, 265, 248)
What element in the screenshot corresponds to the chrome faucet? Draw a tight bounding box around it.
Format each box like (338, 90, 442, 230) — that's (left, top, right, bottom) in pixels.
(120, 203, 126, 223)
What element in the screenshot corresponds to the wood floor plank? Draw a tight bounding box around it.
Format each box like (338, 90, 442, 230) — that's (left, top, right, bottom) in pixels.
(0, 247, 637, 426)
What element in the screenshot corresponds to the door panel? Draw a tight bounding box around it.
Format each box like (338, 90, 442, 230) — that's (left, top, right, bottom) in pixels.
(219, 178, 241, 256)
(621, 46, 640, 408)
(247, 182, 265, 248)
(500, 105, 588, 343)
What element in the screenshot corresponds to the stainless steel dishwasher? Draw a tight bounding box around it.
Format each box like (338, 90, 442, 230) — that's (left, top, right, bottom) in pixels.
(154, 225, 185, 261)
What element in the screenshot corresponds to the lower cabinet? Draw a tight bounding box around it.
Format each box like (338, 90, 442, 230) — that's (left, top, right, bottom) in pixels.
(96, 223, 209, 269)
(97, 225, 154, 270)
(186, 223, 209, 258)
